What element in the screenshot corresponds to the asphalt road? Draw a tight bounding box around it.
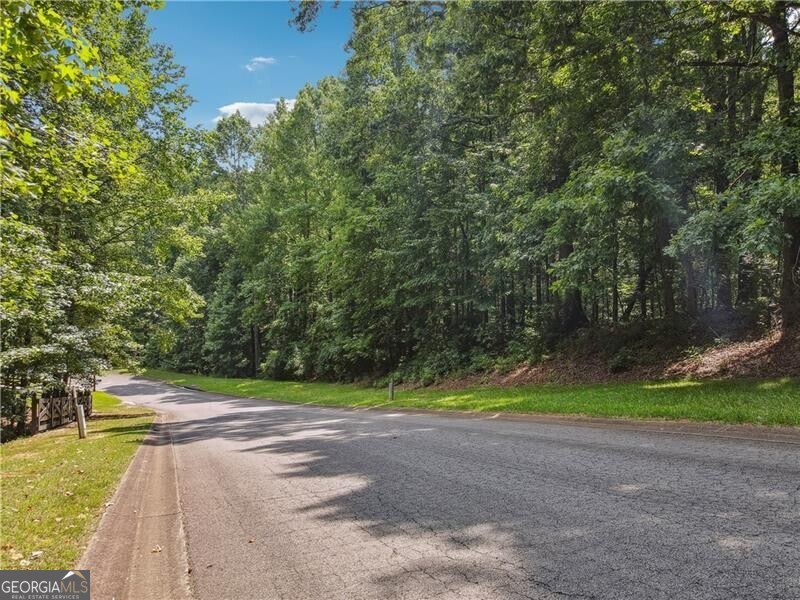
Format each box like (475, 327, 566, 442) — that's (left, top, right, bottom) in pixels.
(94, 373, 799, 600)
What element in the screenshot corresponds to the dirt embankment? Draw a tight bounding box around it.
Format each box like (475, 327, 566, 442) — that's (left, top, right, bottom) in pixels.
(433, 327, 799, 390)
(664, 328, 799, 379)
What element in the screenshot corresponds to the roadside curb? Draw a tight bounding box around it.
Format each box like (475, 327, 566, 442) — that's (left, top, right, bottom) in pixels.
(149, 378, 800, 446)
(76, 416, 158, 571)
(78, 412, 193, 599)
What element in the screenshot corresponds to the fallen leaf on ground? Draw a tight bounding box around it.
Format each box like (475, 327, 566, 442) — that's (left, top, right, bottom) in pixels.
(30, 551, 43, 559)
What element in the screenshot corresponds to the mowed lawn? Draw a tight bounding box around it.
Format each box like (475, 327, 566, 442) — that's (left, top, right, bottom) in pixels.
(146, 369, 799, 426)
(0, 392, 153, 570)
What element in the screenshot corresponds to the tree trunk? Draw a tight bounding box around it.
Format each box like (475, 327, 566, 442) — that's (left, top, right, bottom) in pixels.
(557, 243, 587, 332)
(685, 259, 699, 317)
(662, 266, 675, 318)
(612, 238, 619, 323)
(622, 266, 653, 321)
(251, 325, 261, 377)
(638, 257, 647, 320)
(781, 215, 800, 325)
(656, 215, 675, 317)
(716, 257, 733, 310)
(770, 4, 800, 327)
(736, 255, 758, 305)
(535, 265, 543, 306)
(562, 287, 588, 331)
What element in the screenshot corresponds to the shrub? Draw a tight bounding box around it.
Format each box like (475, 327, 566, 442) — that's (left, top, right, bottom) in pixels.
(608, 349, 636, 373)
(0, 389, 29, 442)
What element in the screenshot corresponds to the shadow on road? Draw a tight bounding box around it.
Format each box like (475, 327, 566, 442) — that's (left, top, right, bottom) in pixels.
(101, 376, 800, 599)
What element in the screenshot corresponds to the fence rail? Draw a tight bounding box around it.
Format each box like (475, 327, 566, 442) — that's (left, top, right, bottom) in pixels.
(30, 389, 93, 434)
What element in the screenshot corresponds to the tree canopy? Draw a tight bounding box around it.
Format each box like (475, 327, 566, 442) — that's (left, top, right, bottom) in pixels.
(1, 0, 214, 426)
(3, 1, 798, 396)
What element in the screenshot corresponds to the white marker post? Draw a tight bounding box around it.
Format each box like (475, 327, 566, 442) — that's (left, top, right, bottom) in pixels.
(389, 380, 395, 402)
(76, 404, 87, 439)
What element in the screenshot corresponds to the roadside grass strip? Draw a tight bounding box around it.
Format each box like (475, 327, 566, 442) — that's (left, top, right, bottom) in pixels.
(0, 392, 154, 570)
(146, 370, 799, 426)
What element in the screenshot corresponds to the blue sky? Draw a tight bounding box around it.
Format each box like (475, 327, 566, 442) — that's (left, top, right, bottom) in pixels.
(148, 1, 354, 128)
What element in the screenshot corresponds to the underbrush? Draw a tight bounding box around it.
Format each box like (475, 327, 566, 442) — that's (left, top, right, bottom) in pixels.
(386, 311, 790, 387)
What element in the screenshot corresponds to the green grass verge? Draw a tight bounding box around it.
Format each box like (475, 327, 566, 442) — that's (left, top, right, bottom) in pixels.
(0, 392, 154, 570)
(145, 369, 799, 426)
(92, 390, 151, 415)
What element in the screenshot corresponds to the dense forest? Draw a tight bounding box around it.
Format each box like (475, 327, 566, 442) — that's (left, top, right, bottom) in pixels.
(2, 1, 799, 407)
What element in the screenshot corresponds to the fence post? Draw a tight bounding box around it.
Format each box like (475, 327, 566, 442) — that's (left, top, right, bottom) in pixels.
(30, 393, 40, 435)
(76, 404, 87, 439)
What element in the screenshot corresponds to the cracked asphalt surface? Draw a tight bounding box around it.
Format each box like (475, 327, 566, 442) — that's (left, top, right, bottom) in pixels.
(99, 374, 800, 600)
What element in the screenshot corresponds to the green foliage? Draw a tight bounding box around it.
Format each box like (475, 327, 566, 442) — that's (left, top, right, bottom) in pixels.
(6, 1, 797, 387)
(151, 1, 799, 384)
(609, 350, 636, 374)
(0, 387, 28, 439)
(1, 1, 206, 393)
(203, 267, 253, 377)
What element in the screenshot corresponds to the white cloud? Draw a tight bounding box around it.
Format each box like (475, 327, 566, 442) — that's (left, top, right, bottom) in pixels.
(244, 56, 277, 72)
(214, 100, 296, 127)
(273, 98, 297, 110)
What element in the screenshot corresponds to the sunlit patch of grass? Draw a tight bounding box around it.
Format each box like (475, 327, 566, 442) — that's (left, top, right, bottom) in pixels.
(145, 369, 799, 426)
(92, 391, 151, 415)
(642, 380, 702, 390)
(756, 378, 792, 390)
(0, 392, 154, 570)
(431, 394, 476, 407)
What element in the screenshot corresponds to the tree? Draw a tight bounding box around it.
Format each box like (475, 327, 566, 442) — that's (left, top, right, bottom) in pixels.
(1, 1, 205, 398)
(13, 0, 792, 387)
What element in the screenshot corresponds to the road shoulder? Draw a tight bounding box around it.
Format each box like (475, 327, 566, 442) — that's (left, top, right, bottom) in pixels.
(162, 378, 800, 445)
(78, 413, 192, 600)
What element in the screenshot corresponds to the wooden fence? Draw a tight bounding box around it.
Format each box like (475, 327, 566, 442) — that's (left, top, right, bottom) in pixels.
(30, 389, 93, 434)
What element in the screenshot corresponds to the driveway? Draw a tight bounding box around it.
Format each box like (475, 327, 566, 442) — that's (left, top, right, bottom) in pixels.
(84, 373, 800, 599)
